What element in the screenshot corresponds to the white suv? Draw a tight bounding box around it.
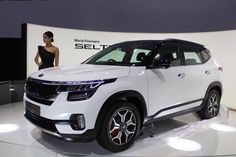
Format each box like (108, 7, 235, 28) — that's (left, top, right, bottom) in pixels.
(24, 39, 223, 152)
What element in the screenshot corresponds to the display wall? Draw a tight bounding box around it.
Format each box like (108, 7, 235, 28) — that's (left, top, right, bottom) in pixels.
(26, 23, 236, 109)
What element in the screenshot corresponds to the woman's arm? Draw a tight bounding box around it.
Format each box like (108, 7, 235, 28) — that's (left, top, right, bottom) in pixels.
(54, 48, 59, 66)
(34, 52, 41, 66)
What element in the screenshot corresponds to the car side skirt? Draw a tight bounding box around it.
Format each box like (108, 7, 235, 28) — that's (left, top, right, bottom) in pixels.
(144, 98, 204, 125)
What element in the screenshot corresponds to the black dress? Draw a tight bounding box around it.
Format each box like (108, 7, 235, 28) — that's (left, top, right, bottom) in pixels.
(38, 46, 55, 70)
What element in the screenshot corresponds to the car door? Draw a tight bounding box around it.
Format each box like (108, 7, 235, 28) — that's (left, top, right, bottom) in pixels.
(179, 45, 210, 102)
(147, 43, 190, 117)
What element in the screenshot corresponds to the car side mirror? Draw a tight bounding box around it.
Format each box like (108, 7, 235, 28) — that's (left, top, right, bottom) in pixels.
(149, 59, 171, 69)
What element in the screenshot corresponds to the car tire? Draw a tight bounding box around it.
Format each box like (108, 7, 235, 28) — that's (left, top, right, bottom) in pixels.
(97, 101, 141, 152)
(197, 90, 221, 119)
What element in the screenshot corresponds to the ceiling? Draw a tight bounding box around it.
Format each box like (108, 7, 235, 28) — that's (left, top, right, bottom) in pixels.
(1, 0, 236, 37)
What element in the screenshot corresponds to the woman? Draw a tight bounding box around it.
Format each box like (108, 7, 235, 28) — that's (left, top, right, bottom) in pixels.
(34, 31, 59, 70)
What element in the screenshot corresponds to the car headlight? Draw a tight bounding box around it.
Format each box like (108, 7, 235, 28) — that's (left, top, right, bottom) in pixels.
(59, 78, 116, 101)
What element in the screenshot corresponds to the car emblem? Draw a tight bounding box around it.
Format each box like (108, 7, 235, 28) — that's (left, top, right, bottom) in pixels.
(38, 74, 44, 77)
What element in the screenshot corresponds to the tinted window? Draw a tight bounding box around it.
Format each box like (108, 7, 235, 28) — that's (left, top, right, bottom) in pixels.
(184, 51, 202, 65)
(201, 49, 211, 63)
(182, 46, 203, 65)
(153, 44, 180, 66)
(130, 49, 151, 63)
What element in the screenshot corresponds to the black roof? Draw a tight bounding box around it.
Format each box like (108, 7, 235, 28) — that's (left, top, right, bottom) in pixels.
(118, 38, 204, 48)
(162, 38, 204, 48)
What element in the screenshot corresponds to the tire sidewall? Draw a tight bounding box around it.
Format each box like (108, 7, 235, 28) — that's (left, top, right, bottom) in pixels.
(203, 90, 221, 119)
(97, 101, 141, 152)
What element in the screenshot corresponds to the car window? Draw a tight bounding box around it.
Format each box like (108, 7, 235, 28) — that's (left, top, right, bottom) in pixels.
(154, 44, 181, 66)
(84, 41, 158, 66)
(96, 49, 126, 62)
(130, 49, 151, 63)
(201, 49, 211, 63)
(184, 51, 202, 65)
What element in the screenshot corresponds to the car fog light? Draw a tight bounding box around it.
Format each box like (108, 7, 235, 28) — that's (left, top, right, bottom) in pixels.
(70, 114, 85, 130)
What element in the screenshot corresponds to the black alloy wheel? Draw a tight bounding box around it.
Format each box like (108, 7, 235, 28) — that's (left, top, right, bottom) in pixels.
(198, 90, 221, 119)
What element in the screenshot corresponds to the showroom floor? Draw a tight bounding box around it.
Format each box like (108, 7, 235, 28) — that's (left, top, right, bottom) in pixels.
(0, 102, 236, 157)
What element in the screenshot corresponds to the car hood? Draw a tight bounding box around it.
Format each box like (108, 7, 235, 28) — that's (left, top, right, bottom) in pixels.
(29, 64, 130, 81)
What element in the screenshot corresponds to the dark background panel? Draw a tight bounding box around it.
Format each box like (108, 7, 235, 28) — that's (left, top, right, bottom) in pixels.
(0, 38, 24, 81)
(0, 0, 236, 38)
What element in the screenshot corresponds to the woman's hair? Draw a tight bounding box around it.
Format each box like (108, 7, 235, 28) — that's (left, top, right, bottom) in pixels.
(44, 31, 54, 42)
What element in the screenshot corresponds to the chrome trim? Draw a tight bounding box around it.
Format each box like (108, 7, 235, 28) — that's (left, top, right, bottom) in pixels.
(40, 127, 74, 141)
(40, 127, 62, 137)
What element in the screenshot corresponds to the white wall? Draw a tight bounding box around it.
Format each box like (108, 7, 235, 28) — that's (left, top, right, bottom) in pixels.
(27, 23, 236, 109)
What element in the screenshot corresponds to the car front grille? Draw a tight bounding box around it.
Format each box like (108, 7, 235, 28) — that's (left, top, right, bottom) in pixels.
(25, 78, 61, 105)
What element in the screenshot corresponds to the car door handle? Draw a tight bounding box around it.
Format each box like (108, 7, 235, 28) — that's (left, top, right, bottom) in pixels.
(205, 70, 211, 75)
(177, 73, 185, 78)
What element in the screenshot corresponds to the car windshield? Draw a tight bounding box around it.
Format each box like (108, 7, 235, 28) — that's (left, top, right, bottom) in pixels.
(83, 41, 159, 66)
